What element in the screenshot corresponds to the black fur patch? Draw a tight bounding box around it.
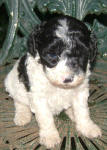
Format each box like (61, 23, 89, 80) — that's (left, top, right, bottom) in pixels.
(18, 54, 30, 91)
(27, 15, 97, 71)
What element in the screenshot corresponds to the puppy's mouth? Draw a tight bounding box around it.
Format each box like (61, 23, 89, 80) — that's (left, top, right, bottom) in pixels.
(61, 73, 85, 88)
(45, 66, 85, 89)
(48, 74, 85, 89)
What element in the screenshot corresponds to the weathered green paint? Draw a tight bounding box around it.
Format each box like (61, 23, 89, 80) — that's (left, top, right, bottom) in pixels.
(0, 0, 107, 149)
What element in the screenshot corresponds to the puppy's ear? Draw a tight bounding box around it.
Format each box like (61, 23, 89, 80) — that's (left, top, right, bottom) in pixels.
(27, 25, 41, 57)
(89, 32, 98, 62)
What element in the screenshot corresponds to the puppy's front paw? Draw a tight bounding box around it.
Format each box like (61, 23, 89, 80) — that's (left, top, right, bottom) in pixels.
(40, 129, 61, 148)
(14, 112, 32, 126)
(76, 122, 102, 138)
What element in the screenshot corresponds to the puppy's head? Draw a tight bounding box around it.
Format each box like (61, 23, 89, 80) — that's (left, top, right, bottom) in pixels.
(27, 15, 97, 88)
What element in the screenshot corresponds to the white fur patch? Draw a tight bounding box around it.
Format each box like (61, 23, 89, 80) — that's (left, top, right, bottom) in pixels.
(4, 54, 102, 148)
(56, 19, 70, 43)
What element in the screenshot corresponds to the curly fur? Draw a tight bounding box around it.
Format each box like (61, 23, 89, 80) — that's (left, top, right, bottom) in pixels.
(4, 15, 101, 149)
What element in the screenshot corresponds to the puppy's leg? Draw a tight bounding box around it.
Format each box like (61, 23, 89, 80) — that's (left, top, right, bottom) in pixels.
(65, 107, 75, 122)
(31, 99, 61, 149)
(14, 101, 32, 126)
(72, 89, 102, 138)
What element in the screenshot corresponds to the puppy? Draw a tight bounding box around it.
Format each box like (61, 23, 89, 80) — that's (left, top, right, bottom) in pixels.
(4, 15, 102, 148)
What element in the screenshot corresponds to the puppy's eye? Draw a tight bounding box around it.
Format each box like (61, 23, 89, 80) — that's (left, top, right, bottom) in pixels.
(47, 53, 58, 65)
(47, 53, 57, 59)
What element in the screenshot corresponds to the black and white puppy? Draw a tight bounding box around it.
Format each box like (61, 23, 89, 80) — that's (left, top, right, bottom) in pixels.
(5, 15, 102, 148)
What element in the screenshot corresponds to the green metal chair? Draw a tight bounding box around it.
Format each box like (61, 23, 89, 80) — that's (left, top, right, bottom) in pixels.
(0, 0, 107, 149)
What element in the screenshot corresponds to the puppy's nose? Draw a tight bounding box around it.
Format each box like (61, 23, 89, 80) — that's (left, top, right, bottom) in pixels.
(63, 76, 73, 83)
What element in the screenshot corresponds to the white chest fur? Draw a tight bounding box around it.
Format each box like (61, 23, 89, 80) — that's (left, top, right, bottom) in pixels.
(45, 87, 73, 114)
(29, 85, 74, 115)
